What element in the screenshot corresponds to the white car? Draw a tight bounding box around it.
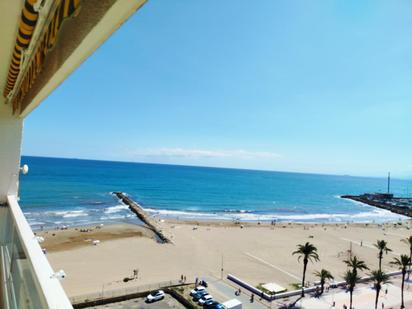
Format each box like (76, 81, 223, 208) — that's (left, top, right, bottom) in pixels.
(190, 285, 206, 296)
(145, 290, 165, 303)
(199, 294, 213, 305)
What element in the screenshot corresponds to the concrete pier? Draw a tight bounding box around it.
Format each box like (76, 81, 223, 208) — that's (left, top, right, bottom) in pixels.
(112, 192, 172, 243)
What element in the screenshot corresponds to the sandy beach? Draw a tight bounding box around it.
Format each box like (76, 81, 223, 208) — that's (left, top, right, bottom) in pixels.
(37, 219, 412, 298)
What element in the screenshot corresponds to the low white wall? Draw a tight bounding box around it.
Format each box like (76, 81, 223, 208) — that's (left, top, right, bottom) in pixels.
(7, 195, 73, 308)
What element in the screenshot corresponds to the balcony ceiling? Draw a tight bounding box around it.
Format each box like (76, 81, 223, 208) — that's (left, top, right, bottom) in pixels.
(0, 1, 24, 107)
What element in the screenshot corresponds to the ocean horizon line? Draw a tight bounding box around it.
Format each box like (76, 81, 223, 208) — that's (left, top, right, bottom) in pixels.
(20, 154, 404, 181)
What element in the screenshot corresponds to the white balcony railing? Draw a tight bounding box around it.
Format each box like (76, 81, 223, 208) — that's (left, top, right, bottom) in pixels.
(0, 195, 72, 309)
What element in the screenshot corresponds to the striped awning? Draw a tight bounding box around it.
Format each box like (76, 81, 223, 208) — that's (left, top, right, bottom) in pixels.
(4, 0, 39, 97)
(3, 0, 81, 113)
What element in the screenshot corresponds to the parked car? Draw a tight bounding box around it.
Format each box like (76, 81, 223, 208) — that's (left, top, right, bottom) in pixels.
(204, 301, 224, 309)
(145, 290, 165, 303)
(203, 299, 216, 307)
(193, 290, 209, 301)
(199, 294, 213, 305)
(190, 285, 206, 296)
(221, 299, 242, 309)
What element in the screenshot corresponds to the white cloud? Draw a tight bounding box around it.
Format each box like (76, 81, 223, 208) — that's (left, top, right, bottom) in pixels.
(131, 148, 281, 160)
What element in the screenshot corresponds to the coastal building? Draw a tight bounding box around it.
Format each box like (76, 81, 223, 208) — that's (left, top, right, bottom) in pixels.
(0, 1, 146, 308)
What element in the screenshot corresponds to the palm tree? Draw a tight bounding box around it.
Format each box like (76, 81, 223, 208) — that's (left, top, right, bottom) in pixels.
(374, 240, 392, 271)
(292, 242, 320, 297)
(343, 255, 369, 277)
(390, 255, 411, 308)
(344, 269, 360, 309)
(313, 269, 334, 295)
(370, 270, 390, 309)
(401, 236, 412, 279)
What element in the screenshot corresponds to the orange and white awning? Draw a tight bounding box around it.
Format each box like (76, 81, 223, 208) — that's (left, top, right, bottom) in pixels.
(4, 0, 81, 113)
(2, 0, 146, 117)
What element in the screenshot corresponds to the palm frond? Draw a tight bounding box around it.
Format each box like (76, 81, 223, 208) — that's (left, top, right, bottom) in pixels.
(293, 242, 320, 263)
(370, 270, 391, 285)
(390, 255, 411, 269)
(314, 269, 334, 281)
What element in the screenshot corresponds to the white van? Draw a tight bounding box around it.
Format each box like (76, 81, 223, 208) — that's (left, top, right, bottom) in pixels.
(222, 299, 242, 309)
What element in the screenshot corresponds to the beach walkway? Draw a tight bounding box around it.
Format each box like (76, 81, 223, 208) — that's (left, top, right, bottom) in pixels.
(204, 275, 268, 308)
(297, 281, 412, 309)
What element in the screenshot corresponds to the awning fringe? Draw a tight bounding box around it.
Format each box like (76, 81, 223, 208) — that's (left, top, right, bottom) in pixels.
(3, 0, 81, 114)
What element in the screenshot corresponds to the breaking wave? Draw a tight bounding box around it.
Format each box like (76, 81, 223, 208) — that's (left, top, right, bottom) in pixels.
(143, 207, 405, 223)
(104, 204, 129, 214)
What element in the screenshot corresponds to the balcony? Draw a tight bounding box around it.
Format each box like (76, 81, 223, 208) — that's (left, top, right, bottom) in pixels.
(0, 195, 71, 309)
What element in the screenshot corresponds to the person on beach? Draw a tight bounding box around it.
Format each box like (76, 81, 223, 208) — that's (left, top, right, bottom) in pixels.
(250, 294, 254, 303)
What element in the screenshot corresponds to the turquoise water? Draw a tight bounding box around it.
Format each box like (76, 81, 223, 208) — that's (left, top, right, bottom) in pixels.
(19, 156, 412, 229)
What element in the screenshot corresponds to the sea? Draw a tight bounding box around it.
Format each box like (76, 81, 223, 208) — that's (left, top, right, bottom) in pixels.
(19, 156, 412, 230)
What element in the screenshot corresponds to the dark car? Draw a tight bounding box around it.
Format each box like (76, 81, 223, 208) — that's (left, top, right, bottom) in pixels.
(203, 300, 220, 308)
(204, 301, 224, 309)
(193, 290, 209, 301)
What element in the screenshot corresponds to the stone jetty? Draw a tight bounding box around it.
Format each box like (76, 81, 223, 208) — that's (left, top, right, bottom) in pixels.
(341, 194, 412, 219)
(112, 192, 172, 243)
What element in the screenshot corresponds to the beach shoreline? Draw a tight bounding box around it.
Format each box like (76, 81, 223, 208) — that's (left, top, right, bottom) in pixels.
(38, 218, 412, 297)
(28, 195, 410, 233)
(141, 204, 410, 224)
(36, 217, 412, 253)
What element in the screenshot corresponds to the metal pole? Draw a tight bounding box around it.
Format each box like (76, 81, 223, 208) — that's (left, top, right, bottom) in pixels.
(388, 172, 391, 194)
(221, 254, 224, 280)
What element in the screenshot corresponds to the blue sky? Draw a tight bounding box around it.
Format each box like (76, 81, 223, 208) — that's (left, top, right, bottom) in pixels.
(23, 1, 412, 177)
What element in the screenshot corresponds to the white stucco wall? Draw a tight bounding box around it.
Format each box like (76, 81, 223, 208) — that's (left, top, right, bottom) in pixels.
(0, 99, 23, 203)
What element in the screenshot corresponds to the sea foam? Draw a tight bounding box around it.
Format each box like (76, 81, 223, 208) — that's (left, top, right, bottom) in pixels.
(104, 204, 129, 214)
(143, 206, 405, 223)
(53, 210, 89, 218)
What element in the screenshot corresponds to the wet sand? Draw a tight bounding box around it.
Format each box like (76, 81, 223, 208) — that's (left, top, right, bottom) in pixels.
(36, 223, 156, 252)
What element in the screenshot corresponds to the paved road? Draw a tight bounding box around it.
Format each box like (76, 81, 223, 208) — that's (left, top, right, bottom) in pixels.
(90, 294, 185, 309)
